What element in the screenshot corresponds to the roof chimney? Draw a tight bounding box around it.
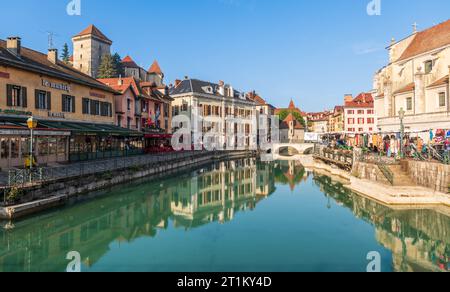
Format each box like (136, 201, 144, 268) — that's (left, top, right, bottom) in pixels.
(344, 94, 353, 104)
(175, 79, 182, 87)
(118, 75, 123, 86)
(47, 48, 58, 64)
(7, 37, 21, 56)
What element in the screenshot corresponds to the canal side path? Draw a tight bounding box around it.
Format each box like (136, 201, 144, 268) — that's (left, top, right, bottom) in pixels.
(0, 150, 257, 220)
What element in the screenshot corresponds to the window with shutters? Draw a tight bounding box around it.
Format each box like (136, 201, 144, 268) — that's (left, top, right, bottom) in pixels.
(35, 90, 51, 110)
(6, 84, 27, 107)
(82, 98, 90, 114)
(62, 95, 75, 113)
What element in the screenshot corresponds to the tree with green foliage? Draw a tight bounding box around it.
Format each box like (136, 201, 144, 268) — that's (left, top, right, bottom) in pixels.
(61, 43, 70, 64)
(277, 110, 306, 128)
(97, 54, 117, 78)
(112, 53, 125, 77)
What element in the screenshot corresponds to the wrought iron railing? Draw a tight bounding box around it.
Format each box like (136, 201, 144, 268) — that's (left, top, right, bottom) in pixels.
(377, 164, 394, 186)
(8, 168, 44, 187)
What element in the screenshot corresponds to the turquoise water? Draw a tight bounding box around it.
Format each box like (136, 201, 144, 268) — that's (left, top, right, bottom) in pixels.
(0, 159, 448, 272)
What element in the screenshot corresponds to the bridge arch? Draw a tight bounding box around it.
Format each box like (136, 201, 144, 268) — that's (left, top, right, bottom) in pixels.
(272, 143, 314, 156)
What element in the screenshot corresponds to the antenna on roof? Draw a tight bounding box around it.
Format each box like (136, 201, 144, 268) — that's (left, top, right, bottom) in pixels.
(45, 31, 59, 49)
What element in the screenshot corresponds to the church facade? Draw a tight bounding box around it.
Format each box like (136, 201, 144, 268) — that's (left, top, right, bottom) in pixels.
(373, 21, 450, 132)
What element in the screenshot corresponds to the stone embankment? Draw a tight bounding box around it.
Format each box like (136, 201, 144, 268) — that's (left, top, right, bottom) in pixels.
(0, 151, 255, 220)
(309, 157, 450, 209)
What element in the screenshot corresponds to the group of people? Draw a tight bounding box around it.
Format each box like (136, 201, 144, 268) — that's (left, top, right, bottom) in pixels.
(322, 129, 450, 162)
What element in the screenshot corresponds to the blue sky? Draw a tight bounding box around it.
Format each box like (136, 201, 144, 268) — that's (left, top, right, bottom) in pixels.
(1, 0, 450, 111)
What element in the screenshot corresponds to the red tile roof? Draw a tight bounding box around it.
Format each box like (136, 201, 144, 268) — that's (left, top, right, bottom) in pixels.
(275, 99, 307, 117)
(397, 19, 450, 62)
(148, 60, 163, 74)
(122, 55, 139, 68)
(282, 113, 305, 129)
(344, 93, 374, 108)
(393, 83, 415, 95)
(73, 25, 112, 44)
(0, 39, 116, 94)
(98, 77, 145, 98)
(247, 92, 267, 106)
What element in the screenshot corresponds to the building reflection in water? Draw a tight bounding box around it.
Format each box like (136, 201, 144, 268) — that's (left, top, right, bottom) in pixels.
(312, 174, 450, 272)
(0, 158, 448, 272)
(0, 158, 276, 272)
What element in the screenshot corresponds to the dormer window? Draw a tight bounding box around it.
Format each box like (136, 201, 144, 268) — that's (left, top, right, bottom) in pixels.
(424, 60, 433, 74)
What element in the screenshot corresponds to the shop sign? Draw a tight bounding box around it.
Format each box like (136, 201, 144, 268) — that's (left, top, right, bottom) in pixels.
(0, 71, 10, 79)
(0, 129, 71, 136)
(48, 112, 66, 119)
(90, 91, 106, 99)
(42, 79, 71, 92)
(0, 108, 33, 116)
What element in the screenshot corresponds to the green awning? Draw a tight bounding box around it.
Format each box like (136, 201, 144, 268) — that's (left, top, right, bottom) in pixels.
(38, 121, 143, 137)
(0, 115, 142, 137)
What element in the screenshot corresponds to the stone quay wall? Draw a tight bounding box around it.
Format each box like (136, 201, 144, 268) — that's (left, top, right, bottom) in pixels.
(351, 161, 391, 186)
(0, 151, 255, 219)
(400, 160, 450, 193)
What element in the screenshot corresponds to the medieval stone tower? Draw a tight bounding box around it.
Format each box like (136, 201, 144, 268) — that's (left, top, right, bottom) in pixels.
(72, 25, 112, 78)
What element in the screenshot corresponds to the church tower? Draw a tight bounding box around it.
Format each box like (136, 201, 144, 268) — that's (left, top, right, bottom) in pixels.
(72, 25, 112, 78)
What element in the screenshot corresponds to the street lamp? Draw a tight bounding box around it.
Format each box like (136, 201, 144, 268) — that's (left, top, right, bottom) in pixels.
(398, 108, 405, 159)
(27, 116, 38, 170)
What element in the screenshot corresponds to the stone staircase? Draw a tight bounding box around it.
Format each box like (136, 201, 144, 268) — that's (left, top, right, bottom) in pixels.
(388, 165, 417, 187)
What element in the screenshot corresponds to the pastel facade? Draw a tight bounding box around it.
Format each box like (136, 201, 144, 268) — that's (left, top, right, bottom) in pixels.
(0, 36, 136, 169)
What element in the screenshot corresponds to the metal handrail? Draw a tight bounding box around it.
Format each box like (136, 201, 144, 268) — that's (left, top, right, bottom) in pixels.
(377, 163, 394, 186)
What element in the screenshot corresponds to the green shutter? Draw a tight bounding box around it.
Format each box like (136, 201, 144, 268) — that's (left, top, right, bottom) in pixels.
(35, 90, 39, 109)
(72, 96, 76, 113)
(82, 98, 86, 114)
(47, 91, 51, 110)
(90, 99, 96, 115)
(21, 87, 27, 108)
(6, 84, 13, 106)
(62, 95, 67, 112)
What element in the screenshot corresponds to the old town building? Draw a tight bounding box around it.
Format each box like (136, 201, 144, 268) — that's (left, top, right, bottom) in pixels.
(72, 25, 113, 78)
(247, 91, 276, 146)
(328, 106, 344, 134)
(274, 99, 308, 125)
(307, 111, 332, 133)
(373, 20, 450, 132)
(343, 93, 376, 134)
(279, 113, 305, 143)
(170, 78, 256, 150)
(0, 36, 141, 169)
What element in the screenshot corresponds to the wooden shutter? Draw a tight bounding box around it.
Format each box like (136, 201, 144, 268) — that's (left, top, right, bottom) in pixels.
(91, 99, 96, 115)
(6, 84, 13, 106)
(72, 96, 76, 113)
(35, 90, 40, 109)
(47, 91, 51, 110)
(62, 95, 67, 112)
(21, 87, 27, 108)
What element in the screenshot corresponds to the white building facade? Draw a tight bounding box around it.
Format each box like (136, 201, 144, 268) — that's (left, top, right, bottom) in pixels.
(373, 21, 450, 132)
(170, 79, 257, 150)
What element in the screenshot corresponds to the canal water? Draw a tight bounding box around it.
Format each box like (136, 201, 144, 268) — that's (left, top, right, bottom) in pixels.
(0, 158, 449, 272)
